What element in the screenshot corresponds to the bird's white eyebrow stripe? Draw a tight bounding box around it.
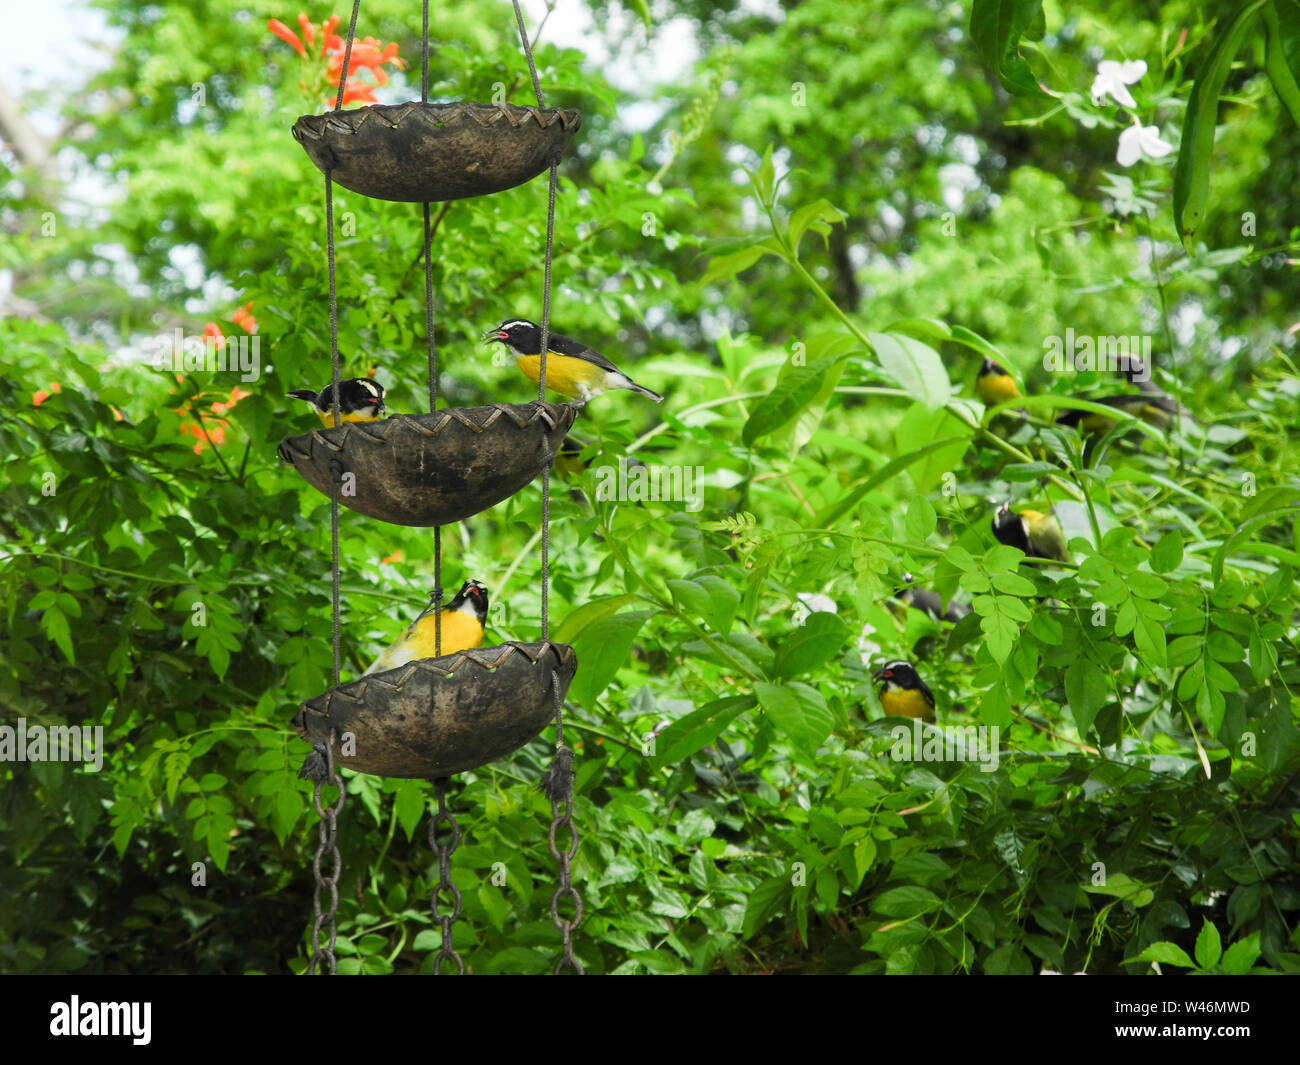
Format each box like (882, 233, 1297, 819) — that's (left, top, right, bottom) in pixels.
(498, 319, 533, 331)
(358, 379, 382, 398)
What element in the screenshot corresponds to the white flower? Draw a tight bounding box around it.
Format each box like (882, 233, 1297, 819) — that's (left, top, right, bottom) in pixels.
(792, 593, 837, 626)
(1116, 117, 1173, 167)
(856, 623, 882, 669)
(1091, 59, 1147, 108)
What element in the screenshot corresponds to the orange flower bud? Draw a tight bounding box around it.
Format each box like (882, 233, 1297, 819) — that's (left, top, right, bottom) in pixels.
(268, 19, 306, 57)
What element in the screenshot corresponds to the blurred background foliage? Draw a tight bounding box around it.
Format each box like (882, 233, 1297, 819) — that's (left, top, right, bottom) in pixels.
(1, 0, 1298, 974)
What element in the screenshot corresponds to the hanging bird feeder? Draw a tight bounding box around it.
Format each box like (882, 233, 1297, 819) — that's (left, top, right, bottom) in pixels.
(294, 641, 576, 778)
(292, 101, 582, 203)
(278, 400, 579, 526)
(293, 0, 587, 975)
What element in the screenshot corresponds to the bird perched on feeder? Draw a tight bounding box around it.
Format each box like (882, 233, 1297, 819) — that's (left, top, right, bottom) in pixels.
(974, 358, 1022, 409)
(288, 378, 386, 427)
(363, 579, 488, 675)
(896, 573, 971, 623)
(482, 319, 663, 403)
(873, 660, 936, 721)
(991, 502, 1072, 564)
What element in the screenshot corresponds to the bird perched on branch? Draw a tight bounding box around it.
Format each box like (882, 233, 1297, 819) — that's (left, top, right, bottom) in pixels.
(974, 358, 1022, 409)
(1054, 391, 1193, 435)
(1055, 353, 1199, 435)
(482, 319, 663, 403)
(991, 502, 1072, 564)
(288, 378, 386, 427)
(363, 579, 488, 675)
(873, 660, 936, 721)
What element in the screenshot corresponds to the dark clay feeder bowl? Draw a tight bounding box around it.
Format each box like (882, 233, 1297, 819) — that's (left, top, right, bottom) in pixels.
(293, 640, 577, 778)
(292, 101, 583, 202)
(278, 401, 579, 527)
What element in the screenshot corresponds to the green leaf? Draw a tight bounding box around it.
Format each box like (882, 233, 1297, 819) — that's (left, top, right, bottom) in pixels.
(754, 681, 832, 756)
(983, 942, 1034, 974)
(1194, 919, 1223, 970)
(743, 351, 855, 446)
(772, 612, 849, 678)
(885, 317, 952, 345)
(692, 574, 742, 636)
(1265, 1, 1300, 128)
(1065, 659, 1108, 735)
(649, 695, 754, 768)
(667, 579, 714, 626)
(1212, 502, 1300, 580)
(969, 0, 1050, 98)
(872, 885, 942, 917)
(1133, 607, 1169, 669)
(787, 335, 861, 452)
(904, 496, 938, 542)
(1083, 872, 1154, 907)
(1130, 941, 1196, 967)
(553, 594, 644, 644)
(41, 604, 75, 664)
(947, 324, 1010, 366)
(788, 198, 847, 249)
(817, 433, 970, 525)
(1150, 530, 1184, 573)
(977, 597, 1020, 664)
(868, 332, 951, 411)
(394, 779, 426, 842)
(894, 406, 973, 494)
(754, 145, 776, 205)
(1220, 932, 1262, 974)
(742, 875, 789, 939)
(568, 611, 653, 707)
(701, 246, 771, 285)
(1173, 1, 1267, 241)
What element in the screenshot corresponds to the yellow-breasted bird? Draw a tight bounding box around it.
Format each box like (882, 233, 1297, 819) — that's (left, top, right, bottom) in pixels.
(873, 660, 936, 721)
(1054, 392, 1192, 435)
(289, 378, 386, 427)
(363, 579, 488, 675)
(974, 357, 1022, 408)
(482, 319, 664, 403)
(991, 501, 1072, 564)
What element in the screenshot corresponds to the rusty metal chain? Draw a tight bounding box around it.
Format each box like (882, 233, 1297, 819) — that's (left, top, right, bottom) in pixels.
(308, 732, 346, 974)
(428, 777, 465, 974)
(541, 671, 583, 973)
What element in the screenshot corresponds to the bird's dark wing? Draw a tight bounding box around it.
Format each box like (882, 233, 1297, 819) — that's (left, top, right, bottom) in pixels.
(547, 332, 622, 373)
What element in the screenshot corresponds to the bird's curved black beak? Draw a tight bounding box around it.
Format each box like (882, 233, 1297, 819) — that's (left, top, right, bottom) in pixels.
(481, 329, 507, 344)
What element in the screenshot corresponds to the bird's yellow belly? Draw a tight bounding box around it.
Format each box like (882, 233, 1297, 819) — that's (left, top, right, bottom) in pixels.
(319, 410, 382, 428)
(881, 689, 935, 721)
(405, 611, 483, 659)
(977, 377, 1020, 407)
(516, 354, 606, 400)
(369, 611, 484, 674)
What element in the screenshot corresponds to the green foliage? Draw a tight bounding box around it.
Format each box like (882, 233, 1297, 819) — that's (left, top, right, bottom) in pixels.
(2, 0, 1299, 976)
